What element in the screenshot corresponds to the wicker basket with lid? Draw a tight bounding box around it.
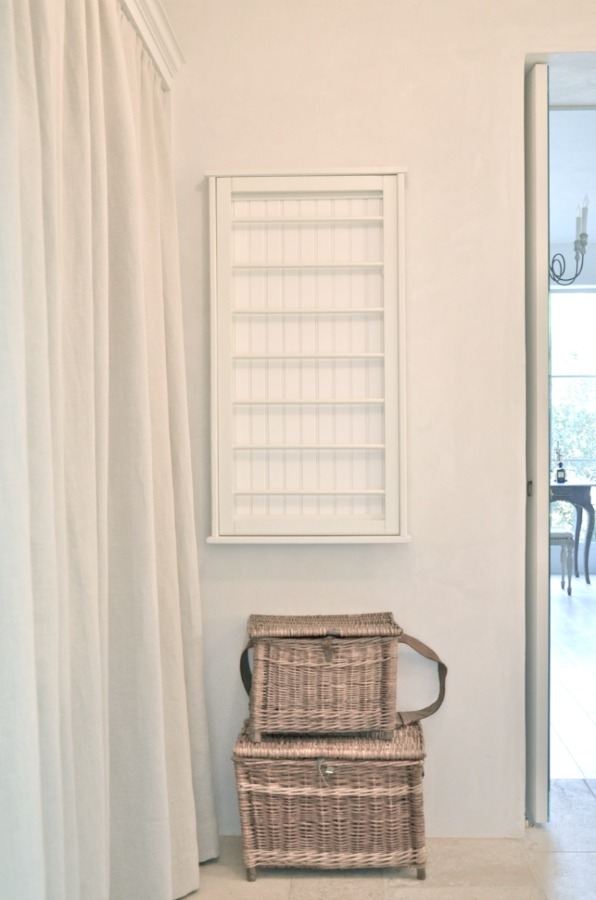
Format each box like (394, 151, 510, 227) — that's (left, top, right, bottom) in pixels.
(233, 720, 427, 882)
(241, 612, 403, 741)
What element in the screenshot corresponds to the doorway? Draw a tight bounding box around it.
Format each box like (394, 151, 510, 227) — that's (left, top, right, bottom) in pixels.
(549, 290, 596, 782)
(549, 81, 596, 812)
(526, 55, 596, 825)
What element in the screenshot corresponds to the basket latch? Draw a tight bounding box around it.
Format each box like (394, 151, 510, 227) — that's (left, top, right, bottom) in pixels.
(322, 633, 340, 661)
(317, 759, 336, 785)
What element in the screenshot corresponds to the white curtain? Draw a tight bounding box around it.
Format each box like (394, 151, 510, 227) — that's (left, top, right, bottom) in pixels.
(0, 1, 218, 898)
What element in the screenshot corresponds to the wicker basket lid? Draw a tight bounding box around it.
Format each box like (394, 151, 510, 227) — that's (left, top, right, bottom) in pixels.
(247, 612, 403, 640)
(233, 720, 425, 761)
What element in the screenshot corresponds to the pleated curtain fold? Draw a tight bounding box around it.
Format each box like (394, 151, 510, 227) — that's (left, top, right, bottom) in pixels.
(0, 2, 218, 898)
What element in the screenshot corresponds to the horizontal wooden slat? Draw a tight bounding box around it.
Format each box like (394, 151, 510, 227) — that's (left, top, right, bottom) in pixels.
(233, 489, 386, 496)
(232, 217, 384, 225)
(232, 307, 385, 315)
(232, 353, 384, 360)
(232, 444, 385, 450)
(232, 399, 385, 405)
(231, 262, 383, 270)
(229, 175, 385, 193)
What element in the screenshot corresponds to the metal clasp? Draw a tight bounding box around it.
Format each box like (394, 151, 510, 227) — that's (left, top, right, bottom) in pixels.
(323, 633, 340, 662)
(317, 759, 335, 785)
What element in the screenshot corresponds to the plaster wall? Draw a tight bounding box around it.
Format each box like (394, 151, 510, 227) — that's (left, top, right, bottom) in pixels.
(164, 0, 596, 838)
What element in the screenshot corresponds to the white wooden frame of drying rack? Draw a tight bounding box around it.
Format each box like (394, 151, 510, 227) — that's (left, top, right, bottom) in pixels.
(208, 169, 409, 544)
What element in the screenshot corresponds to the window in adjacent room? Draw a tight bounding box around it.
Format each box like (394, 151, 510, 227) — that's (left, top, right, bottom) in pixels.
(550, 290, 596, 530)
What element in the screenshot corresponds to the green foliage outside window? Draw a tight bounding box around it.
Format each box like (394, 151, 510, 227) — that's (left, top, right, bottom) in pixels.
(550, 291, 596, 536)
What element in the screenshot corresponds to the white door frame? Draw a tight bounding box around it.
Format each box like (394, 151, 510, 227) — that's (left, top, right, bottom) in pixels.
(525, 62, 551, 825)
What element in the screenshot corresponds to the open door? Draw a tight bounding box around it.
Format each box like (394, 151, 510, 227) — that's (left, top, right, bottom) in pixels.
(525, 62, 550, 824)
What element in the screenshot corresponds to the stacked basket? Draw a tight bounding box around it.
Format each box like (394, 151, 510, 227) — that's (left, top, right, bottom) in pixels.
(233, 612, 446, 882)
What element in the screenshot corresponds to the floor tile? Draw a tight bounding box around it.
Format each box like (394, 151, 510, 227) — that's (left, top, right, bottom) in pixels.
(529, 851, 596, 900)
(191, 836, 560, 900)
(196, 837, 291, 899)
(550, 696, 596, 779)
(385, 887, 545, 900)
(392, 838, 537, 889)
(198, 836, 247, 881)
(288, 872, 387, 899)
(525, 780, 596, 853)
(550, 728, 584, 779)
(193, 879, 291, 900)
(550, 576, 596, 779)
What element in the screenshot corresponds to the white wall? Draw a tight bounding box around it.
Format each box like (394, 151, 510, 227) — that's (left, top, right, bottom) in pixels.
(164, 0, 596, 838)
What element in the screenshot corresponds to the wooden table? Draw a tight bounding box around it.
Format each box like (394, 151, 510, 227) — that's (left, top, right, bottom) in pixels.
(550, 482, 595, 584)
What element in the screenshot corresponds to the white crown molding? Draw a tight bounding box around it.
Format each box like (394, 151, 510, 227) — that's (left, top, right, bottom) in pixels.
(120, 0, 184, 88)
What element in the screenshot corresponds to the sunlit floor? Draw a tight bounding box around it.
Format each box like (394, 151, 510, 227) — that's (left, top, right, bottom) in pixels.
(194, 821, 596, 899)
(189, 579, 596, 898)
(550, 573, 596, 779)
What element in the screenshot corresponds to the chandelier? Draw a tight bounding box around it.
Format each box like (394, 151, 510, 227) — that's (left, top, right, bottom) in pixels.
(550, 196, 589, 286)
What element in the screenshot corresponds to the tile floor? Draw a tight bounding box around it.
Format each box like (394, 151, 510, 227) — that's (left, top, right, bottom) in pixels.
(193, 809, 596, 900)
(550, 574, 596, 781)
(190, 576, 596, 898)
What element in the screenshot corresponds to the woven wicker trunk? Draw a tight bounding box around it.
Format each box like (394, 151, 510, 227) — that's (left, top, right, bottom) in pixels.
(233, 722, 427, 882)
(243, 613, 402, 741)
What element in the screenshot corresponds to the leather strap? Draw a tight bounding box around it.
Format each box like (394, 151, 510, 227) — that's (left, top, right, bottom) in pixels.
(240, 640, 254, 695)
(394, 632, 447, 724)
(239, 632, 447, 724)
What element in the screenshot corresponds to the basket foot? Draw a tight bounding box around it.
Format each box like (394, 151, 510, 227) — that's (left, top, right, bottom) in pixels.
(246, 867, 257, 882)
(416, 866, 426, 880)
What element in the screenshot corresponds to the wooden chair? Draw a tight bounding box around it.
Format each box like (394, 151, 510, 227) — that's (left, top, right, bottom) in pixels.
(550, 530, 574, 595)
